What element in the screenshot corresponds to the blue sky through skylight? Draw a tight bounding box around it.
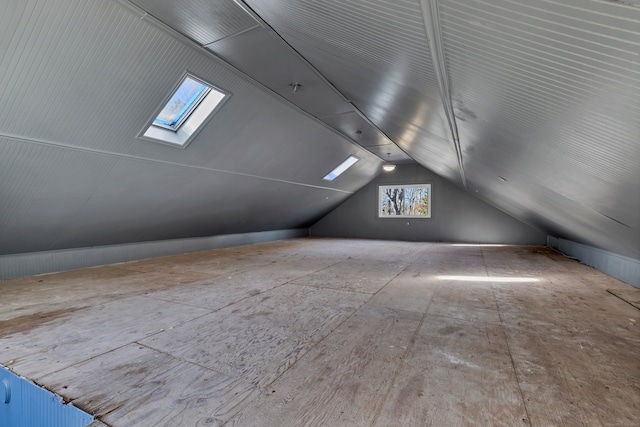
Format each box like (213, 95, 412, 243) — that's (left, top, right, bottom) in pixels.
(323, 155, 359, 181)
(154, 77, 209, 129)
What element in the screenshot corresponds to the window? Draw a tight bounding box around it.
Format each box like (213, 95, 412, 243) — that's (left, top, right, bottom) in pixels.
(140, 73, 228, 148)
(153, 76, 210, 130)
(323, 155, 359, 181)
(379, 184, 431, 218)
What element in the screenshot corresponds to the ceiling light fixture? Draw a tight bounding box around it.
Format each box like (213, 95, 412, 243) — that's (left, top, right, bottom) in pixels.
(382, 152, 396, 172)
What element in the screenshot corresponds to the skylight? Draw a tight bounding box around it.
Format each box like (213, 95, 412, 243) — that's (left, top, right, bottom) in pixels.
(323, 155, 359, 181)
(153, 77, 211, 130)
(140, 73, 228, 148)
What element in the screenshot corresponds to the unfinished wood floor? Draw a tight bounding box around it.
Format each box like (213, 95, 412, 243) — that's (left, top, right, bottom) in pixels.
(1, 238, 639, 426)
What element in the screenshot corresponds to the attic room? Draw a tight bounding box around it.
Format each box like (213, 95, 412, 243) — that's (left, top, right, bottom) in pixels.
(0, 0, 638, 425)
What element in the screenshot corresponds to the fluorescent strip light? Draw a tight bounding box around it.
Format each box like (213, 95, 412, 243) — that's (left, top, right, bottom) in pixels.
(323, 155, 359, 181)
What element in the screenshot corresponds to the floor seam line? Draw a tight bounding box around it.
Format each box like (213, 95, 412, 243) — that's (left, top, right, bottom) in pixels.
(133, 341, 233, 379)
(482, 248, 534, 426)
(218, 260, 372, 426)
(368, 248, 436, 427)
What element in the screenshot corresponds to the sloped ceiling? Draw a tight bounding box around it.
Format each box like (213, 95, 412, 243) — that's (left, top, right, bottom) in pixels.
(225, 0, 640, 258)
(0, 0, 383, 255)
(1, 0, 638, 260)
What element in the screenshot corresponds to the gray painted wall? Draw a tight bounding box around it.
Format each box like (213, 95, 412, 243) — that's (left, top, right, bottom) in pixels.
(311, 164, 547, 245)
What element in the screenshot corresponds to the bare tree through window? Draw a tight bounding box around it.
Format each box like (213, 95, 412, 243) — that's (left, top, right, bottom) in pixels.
(379, 184, 431, 218)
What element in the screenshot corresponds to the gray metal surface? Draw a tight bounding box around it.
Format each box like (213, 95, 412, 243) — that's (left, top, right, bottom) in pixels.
(0, 0, 381, 256)
(1, 0, 638, 264)
(437, 0, 640, 258)
(240, 0, 640, 259)
(0, 229, 308, 280)
(130, 0, 413, 162)
(130, 0, 258, 45)
(242, 0, 462, 183)
(207, 26, 353, 119)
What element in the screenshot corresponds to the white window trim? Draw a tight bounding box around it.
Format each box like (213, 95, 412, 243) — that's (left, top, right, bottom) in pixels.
(322, 155, 359, 181)
(138, 72, 230, 149)
(378, 183, 432, 218)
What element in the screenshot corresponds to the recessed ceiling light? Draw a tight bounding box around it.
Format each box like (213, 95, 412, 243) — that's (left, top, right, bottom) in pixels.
(382, 164, 396, 172)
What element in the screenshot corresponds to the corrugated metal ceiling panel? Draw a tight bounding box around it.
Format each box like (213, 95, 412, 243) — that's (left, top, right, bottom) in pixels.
(0, 0, 381, 187)
(242, 0, 461, 182)
(130, 0, 258, 45)
(0, 133, 367, 255)
(207, 26, 353, 119)
(0, 0, 382, 255)
(2, 0, 638, 260)
(439, 0, 640, 257)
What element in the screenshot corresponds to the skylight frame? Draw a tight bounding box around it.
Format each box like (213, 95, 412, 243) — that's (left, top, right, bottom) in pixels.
(322, 155, 359, 181)
(138, 72, 230, 149)
(152, 77, 211, 131)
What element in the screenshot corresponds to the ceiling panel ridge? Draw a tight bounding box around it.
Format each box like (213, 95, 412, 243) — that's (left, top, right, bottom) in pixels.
(202, 24, 261, 48)
(228, 0, 414, 163)
(454, 0, 640, 46)
(231, 0, 350, 104)
(419, 0, 466, 188)
(442, 3, 640, 70)
(116, 0, 395, 163)
(0, 131, 356, 194)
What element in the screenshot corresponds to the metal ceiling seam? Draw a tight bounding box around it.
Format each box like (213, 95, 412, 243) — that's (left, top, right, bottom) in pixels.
(441, 12, 640, 79)
(0, 131, 356, 195)
(440, 5, 640, 71)
(269, 1, 430, 46)
(418, 0, 467, 189)
(444, 79, 635, 162)
(230, 0, 414, 163)
(441, 23, 640, 98)
(543, 0, 640, 23)
(300, 0, 422, 27)
(444, 51, 640, 137)
(257, 4, 437, 83)
(441, 28, 640, 107)
(458, 0, 640, 44)
(229, 0, 356, 106)
(442, 0, 640, 55)
(443, 37, 640, 116)
(202, 24, 261, 48)
(112, 0, 383, 163)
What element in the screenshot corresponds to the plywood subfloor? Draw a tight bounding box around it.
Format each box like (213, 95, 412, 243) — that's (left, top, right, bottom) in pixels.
(1, 238, 638, 426)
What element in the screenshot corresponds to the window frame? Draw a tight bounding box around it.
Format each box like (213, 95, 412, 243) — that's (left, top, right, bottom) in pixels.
(138, 72, 230, 149)
(322, 155, 360, 181)
(378, 183, 432, 218)
(152, 78, 211, 131)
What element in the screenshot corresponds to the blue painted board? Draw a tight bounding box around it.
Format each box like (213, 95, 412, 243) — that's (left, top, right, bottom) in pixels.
(1, 366, 93, 427)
